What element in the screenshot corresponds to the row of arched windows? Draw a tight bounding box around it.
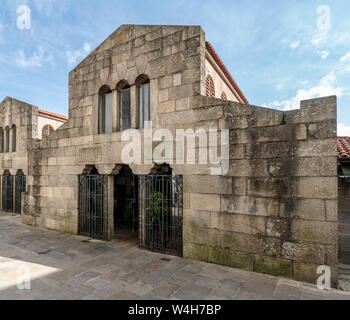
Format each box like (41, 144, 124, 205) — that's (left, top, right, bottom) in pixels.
(205, 75, 228, 100)
(0, 125, 16, 153)
(99, 74, 150, 134)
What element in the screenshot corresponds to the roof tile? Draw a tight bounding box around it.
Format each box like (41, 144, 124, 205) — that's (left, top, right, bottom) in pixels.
(338, 137, 350, 159)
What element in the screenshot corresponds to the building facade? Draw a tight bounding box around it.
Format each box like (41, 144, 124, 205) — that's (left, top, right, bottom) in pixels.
(16, 25, 338, 286)
(0, 97, 66, 214)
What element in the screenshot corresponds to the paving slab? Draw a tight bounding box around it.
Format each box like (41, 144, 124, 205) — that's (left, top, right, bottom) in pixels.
(0, 214, 349, 300)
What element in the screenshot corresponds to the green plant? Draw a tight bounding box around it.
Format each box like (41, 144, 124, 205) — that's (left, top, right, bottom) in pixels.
(147, 191, 169, 221)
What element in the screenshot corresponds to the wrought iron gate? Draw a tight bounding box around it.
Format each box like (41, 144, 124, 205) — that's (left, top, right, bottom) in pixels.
(15, 175, 26, 214)
(138, 175, 183, 256)
(2, 174, 13, 212)
(78, 174, 106, 240)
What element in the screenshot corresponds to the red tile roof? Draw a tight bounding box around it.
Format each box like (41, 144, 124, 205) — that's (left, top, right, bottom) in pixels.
(205, 41, 249, 104)
(338, 137, 350, 159)
(38, 109, 68, 121)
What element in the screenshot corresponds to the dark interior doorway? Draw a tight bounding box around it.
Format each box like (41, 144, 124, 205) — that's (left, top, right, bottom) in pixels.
(114, 165, 138, 240)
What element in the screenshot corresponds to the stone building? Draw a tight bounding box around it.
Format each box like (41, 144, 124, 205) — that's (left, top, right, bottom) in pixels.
(0, 97, 66, 214)
(19, 25, 338, 286)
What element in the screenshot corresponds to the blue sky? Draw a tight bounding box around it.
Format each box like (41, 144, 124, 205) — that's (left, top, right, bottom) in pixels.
(0, 0, 349, 134)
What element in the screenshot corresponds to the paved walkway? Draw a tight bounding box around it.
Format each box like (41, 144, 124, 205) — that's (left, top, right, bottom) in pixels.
(0, 214, 349, 300)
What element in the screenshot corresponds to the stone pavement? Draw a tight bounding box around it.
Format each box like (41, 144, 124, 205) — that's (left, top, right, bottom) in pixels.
(0, 214, 349, 300)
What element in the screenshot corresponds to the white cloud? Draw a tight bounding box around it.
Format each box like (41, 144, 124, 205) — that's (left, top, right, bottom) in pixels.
(340, 52, 350, 73)
(15, 47, 54, 68)
(317, 50, 329, 60)
(340, 52, 350, 63)
(290, 41, 300, 49)
(338, 123, 350, 136)
(66, 42, 91, 67)
(264, 72, 343, 111)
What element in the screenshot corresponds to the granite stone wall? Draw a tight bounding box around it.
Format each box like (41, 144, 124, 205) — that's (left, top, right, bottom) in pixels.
(22, 24, 338, 286)
(177, 95, 338, 286)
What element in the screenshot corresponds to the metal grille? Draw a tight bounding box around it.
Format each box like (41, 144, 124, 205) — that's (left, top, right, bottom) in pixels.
(2, 175, 13, 212)
(78, 175, 105, 240)
(15, 175, 26, 214)
(139, 175, 183, 256)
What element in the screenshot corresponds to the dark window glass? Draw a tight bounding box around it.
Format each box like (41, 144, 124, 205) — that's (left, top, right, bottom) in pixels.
(119, 88, 131, 131)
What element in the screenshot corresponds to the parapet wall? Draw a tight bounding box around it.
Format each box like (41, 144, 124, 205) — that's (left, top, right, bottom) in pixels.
(177, 95, 338, 286)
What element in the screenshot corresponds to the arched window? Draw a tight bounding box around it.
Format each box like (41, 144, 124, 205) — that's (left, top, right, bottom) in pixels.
(11, 125, 16, 152)
(4, 127, 10, 153)
(136, 75, 150, 129)
(0, 128, 4, 153)
(42, 124, 54, 139)
(117, 80, 131, 131)
(205, 75, 215, 97)
(221, 92, 227, 100)
(99, 85, 113, 134)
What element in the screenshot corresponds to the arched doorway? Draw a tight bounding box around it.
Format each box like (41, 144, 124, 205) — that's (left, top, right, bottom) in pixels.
(139, 164, 183, 256)
(14, 169, 26, 214)
(78, 165, 106, 240)
(2, 170, 13, 212)
(113, 165, 138, 240)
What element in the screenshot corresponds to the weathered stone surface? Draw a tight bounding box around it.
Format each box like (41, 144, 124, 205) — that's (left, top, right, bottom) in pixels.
(190, 193, 220, 212)
(291, 219, 337, 244)
(253, 256, 293, 278)
(184, 175, 232, 194)
(296, 177, 337, 199)
(208, 247, 254, 271)
(211, 211, 266, 235)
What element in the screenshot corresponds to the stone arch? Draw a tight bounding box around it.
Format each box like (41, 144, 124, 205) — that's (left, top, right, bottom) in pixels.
(149, 163, 173, 175)
(82, 165, 99, 175)
(135, 74, 150, 86)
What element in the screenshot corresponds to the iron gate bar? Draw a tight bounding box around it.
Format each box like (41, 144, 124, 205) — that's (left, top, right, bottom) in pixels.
(78, 174, 105, 240)
(2, 174, 13, 213)
(15, 175, 26, 214)
(138, 174, 183, 257)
